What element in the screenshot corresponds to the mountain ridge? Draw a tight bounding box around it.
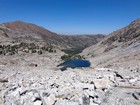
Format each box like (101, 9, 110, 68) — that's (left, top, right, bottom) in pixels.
(3, 21, 58, 38)
(0, 20, 105, 48)
(82, 18, 140, 69)
(0, 20, 105, 56)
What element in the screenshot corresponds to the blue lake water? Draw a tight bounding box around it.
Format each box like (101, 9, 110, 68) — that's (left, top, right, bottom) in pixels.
(58, 59, 90, 71)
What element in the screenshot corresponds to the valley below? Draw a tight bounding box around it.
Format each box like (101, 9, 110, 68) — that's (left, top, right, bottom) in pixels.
(0, 19, 140, 105)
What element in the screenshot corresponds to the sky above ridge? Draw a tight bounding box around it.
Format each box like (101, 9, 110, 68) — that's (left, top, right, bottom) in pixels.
(0, 0, 140, 35)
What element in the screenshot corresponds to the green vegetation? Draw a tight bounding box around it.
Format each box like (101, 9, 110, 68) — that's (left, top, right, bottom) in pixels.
(62, 47, 84, 55)
(0, 43, 56, 55)
(61, 47, 85, 61)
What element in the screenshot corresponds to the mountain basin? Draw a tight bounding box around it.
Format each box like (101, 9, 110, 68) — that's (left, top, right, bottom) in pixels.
(57, 59, 91, 71)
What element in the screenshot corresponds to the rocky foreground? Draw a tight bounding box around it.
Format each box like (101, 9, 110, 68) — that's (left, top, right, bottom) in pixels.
(0, 54, 140, 105)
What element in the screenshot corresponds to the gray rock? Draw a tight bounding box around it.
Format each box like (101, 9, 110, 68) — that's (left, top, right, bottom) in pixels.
(132, 92, 140, 100)
(34, 100, 42, 105)
(93, 79, 112, 89)
(55, 100, 79, 105)
(82, 95, 90, 105)
(90, 98, 99, 105)
(43, 94, 56, 105)
(101, 88, 140, 105)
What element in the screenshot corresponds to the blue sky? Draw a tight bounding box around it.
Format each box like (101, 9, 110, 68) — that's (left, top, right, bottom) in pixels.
(0, 0, 140, 34)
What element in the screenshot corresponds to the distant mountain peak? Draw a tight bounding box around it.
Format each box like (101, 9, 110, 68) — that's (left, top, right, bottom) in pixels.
(130, 18, 140, 27)
(131, 18, 140, 23)
(4, 20, 43, 31)
(3, 20, 57, 38)
(8, 20, 29, 24)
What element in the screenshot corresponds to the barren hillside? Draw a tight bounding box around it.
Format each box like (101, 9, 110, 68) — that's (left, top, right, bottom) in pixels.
(82, 18, 140, 69)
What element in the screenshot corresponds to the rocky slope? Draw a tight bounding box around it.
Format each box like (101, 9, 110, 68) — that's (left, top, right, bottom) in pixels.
(0, 21, 57, 44)
(82, 18, 140, 69)
(60, 34, 105, 48)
